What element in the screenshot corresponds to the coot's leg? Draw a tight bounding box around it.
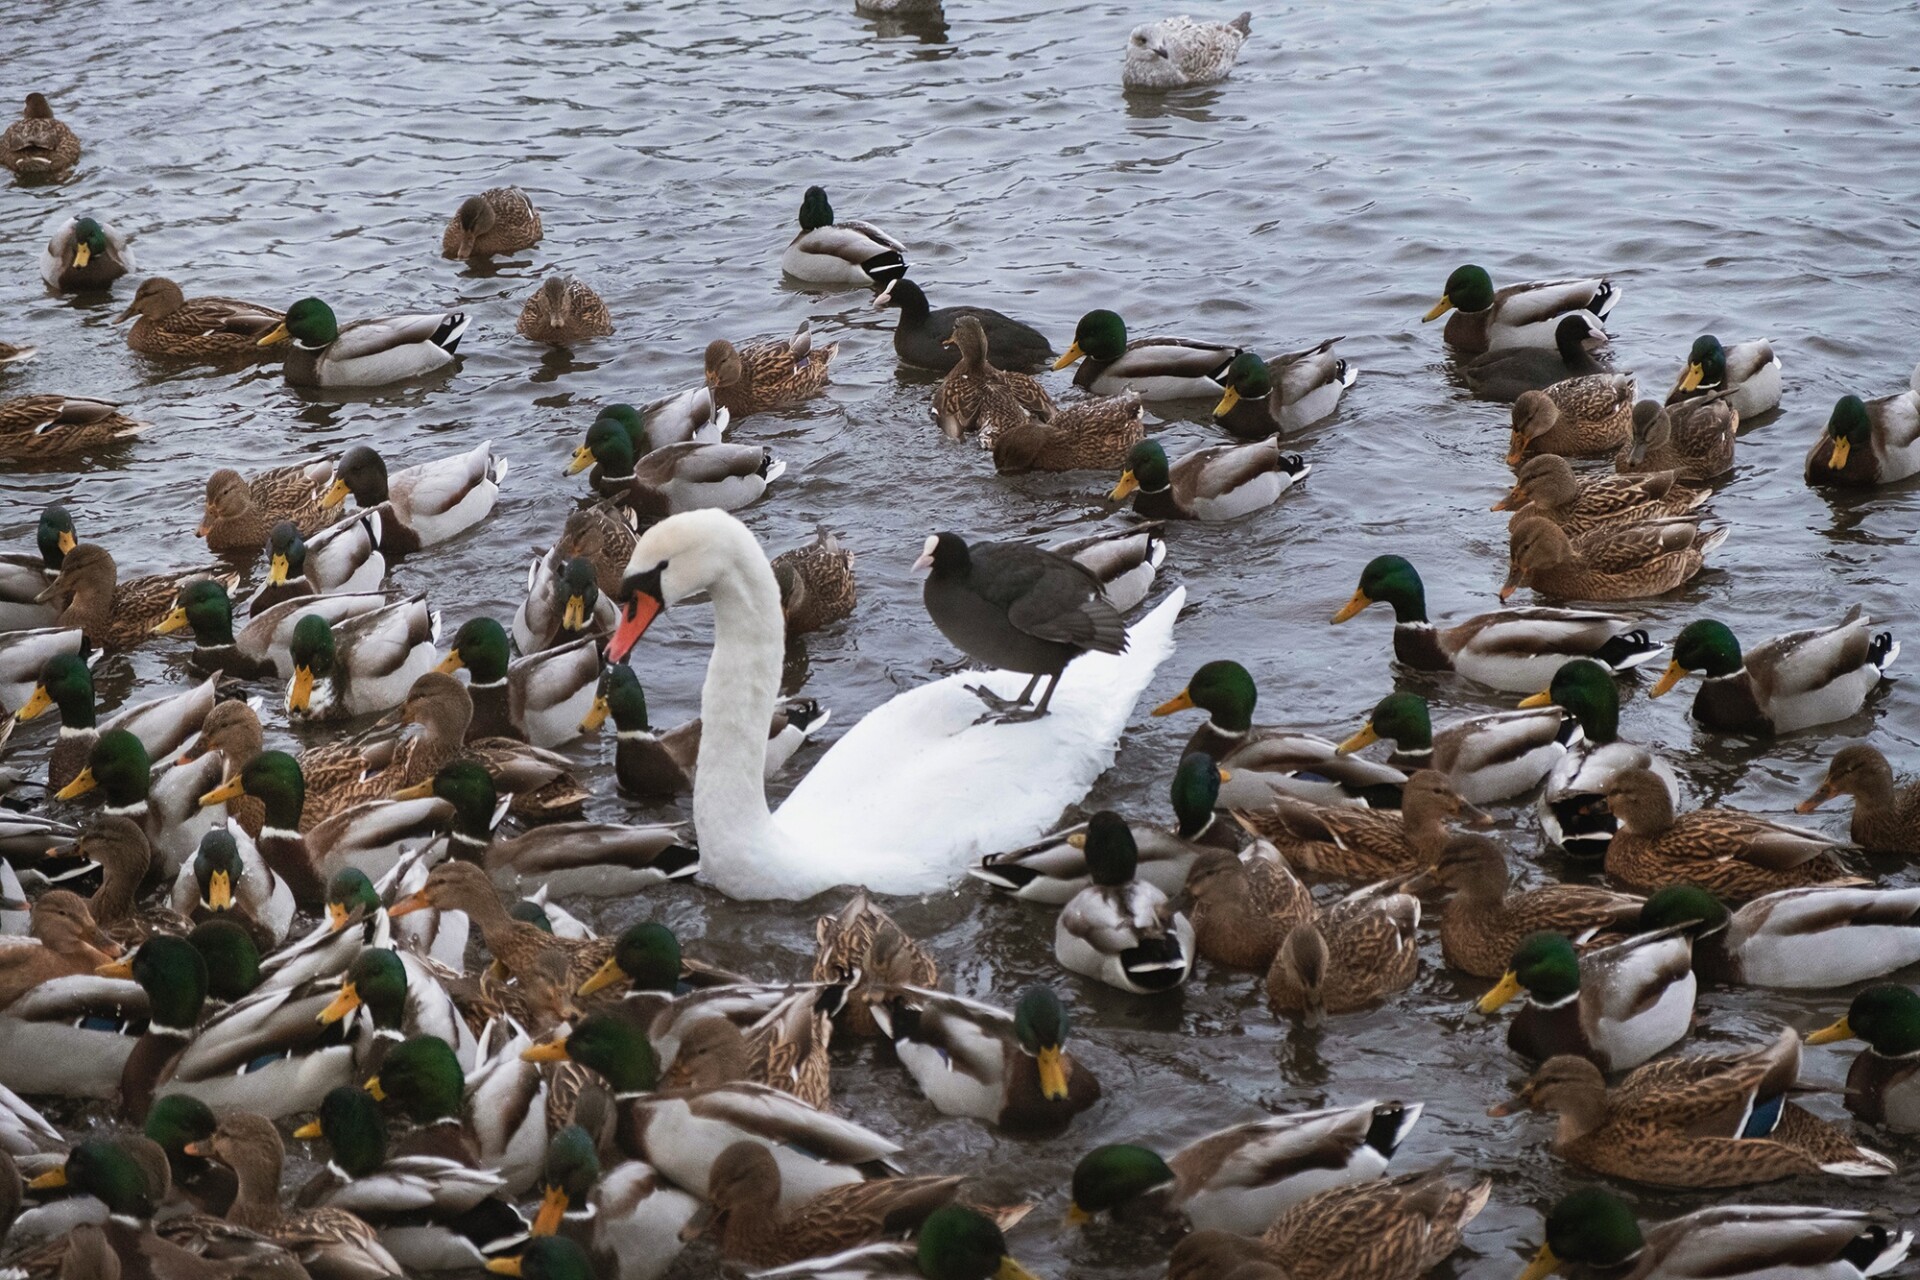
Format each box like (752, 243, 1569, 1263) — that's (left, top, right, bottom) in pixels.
(967, 673, 1041, 714)
(974, 673, 1057, 725)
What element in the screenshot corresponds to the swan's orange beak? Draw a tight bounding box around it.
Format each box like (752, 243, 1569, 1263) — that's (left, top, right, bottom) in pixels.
(608, 594, 660, 663)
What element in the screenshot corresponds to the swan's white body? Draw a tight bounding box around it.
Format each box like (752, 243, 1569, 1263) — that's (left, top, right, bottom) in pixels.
(621, 511, 1183, 900)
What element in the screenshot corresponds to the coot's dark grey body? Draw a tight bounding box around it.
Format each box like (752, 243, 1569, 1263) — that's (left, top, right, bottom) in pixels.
(875, 278, 1055, 373)
(917, 532, 1126, 721)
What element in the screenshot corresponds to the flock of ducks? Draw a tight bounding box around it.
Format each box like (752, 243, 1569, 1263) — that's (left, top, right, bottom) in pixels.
(5, 50, 1920, 1280)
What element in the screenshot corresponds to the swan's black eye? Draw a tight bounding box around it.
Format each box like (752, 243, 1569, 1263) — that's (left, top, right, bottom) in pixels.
(620, 562, 667, 610)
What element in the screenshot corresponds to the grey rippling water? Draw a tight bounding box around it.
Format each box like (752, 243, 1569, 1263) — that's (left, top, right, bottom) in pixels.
(4, 0, 1920, 1274)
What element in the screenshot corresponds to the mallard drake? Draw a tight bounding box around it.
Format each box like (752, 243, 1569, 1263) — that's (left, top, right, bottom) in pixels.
(384, 676, 589, 818)
(439, 618, 598, 747)
(1522, 658, 1679, 857)
(0, 395, 147, 459)
(292, 1084, 511, 1272)
(1255, 1165, 1489, 1280)
(242, 514, 388, 612)
(519, 1014, 900, 1205)
(0, 626, 85, 712)
(1212, 341, 1357, 438)
(1045, 521, 1167, 614)
(40, 215, 133, 292)
(554, 502, 637, 597)
(0, 502, 73, 631)
(260, 297, 467, 388)
(185, 1111, 403, 1279)
(517, 275, 613, 344)
(771, 531, 856, 637)
(54, 729, 228, 878)
(602, 392, 729, 456)
(1186, 843, 1314, 971)
(1804, 370, 1920, 486)
(1110, 436, 1309, 521)
(526, 1125, 700, 1280)
(166, 827, 296, 951)
(285, 597, 440, 721)
(705, 321, 836, 420)
(1412, 834, 1641, 979)
(16, 653, 220, 792)
(1493, 453, 1706, 535)
(580, 661, 826, 800)
(1503, 515, 1726, 603)
(1650, 610, 1895, 735)
(196, 459, 335, 553)
(871, 983, 1098, 1129)
(157, 580, 392, 681)
(1122, 14, 1252, 90)
(1054, 811, 1196, 994)
(1265, 877, 1421, 1025)
(319, 440, 505, 551)
(0, 340, 36, 364)
(1518, 1187, 1909, 1280)
(812, 891, 937, 1037)
(992, 393, 1145, 473)
(1462, 313, 1610, 403)
(1798, 743, 1920, 853)
(2, 93, 80, 176)
(1639, 882, 1920, 989)
(932, 315, 1055, 444)
(1618, 397, 1738, 482)
(731, 1206, 1039, 1280)
(1336, 552, 1666, 690)
(143, 1092, 236, 1215)
(871, 278, 1054, 373)
(1053, 310, 1238, 401)
(700, 1140, 973, 1268)
(1068, 1102, 1420, 1236)
(1489, 1031, 1896, 1186)
(37, 544, 232, 652)
(1232, 770, 1487, 881)
(1807, 983, 1920, 1134)
(569, 425, 783, 521)
(182, 697, 377, 834)
(1422, 264, 1618, 355)
(442, 187, 541, 258)
(118, 278, 284, 360)
(365, 1032, 539, 1179)
(780, 186, 907, 287)
(512, 554, 612, 656)
(1476, 927, 1695, 1071)
(1337, 691, 1566, 805)
(1151, 660, 1404, 809)
(200, 750, 455, 906)
(971, 752, 1236, 904)
(1603, 768, 1856, 900)
(1507, 376, 1636, 464)
(1669, 334, 1782, 419)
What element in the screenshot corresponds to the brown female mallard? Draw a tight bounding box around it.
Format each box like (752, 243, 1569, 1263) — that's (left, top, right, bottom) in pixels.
(1603, 767, 1857, 900)
(772, 529, 857, 637)
(441, 186, 541, 258)
(180, 698, 378, 833)
(0, 891, 118, 1009)
(933, 314, 1056, 444)
(553, 502, 635, 598)
(1493, 453, 1706, 536)
(0, 395, 147, 459)
(1489, 1031, 1896, 1187)
(1231, 769, 1486, 881)
(992, 393, 1145, 473)
(118, 278, 284, 359)
(1186, 844, 1313, 972)
(1413, 834, 1643, 979)
(1506, 375, 1635, 464)
(38, 544, 230, 652)
(516, 274, 613, 345)
(1798, 743, 1920, 855)
(390, 860, 607, 988)
(813, 891, 937, 1037)
(196, 460, 337, 552)
(1618, 397, 1738, 481)
(382, 672, 587, 820)
(1264, 878, 1421, 1025)
(1257, 1165, 1490, 1280)
(1502, 515, 1725, 603)
(662, 1003, 834, 1112)
(1, 93, 81, 176)
(704, 321, 836, 420)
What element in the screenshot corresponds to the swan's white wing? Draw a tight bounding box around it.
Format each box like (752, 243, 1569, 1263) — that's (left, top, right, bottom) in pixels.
(772, 588, 1183, 897)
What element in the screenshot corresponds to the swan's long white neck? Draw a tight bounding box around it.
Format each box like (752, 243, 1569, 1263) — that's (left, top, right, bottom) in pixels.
(689, 521, 791, 886)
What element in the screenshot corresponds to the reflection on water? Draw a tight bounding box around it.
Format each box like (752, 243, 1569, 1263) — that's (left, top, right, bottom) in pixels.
(4, 0, 1920, 1272)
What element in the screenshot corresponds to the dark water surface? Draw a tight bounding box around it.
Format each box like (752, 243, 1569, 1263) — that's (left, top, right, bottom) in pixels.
(5, 0, 1920, 1273)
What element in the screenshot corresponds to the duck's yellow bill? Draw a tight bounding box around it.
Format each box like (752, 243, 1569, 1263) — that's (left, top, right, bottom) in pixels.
(1796, 781, 1835, 815)
(1647, 659, 1687, 699)
(1108, 470, 1139, 501)
(1518, 1242, 1560, 1280)
(434, 651, 465, 675)
(996, 1258, 1041, 1280)
(1829, 437, 1852, 471)
(1330, 589, 1371, 624)
(96, 957, 135, 979)
(1212, 387, 1241, 417)
(16, 685, 51, 721)
(269, 554, 293, 586)
(1517, 689, 1553, 709)
(1337, 724, 1378, 755)
(153, 605, 189, 635)
(318, 478, 351, 509)
(1151, 688, 1194, 716)
(72, 243, 92, 269)
(200, 774, 247, 808)
(562, 595, 588, 631)
(531, 1186, 569, 1236)
(328, 902, 351, 933)
(564, 445, 596, 477)
(364, 1075, 387, 1100)
(1421, 295, 1452, 322)
(257, 322, 291, 347)
(54, 769, 97, 801)
(391, 778, 435, 801)
(1036, 1045, 1069, 1101)
(1678, 363, 1704, 393)
(485, 1260, 524, 1278)
(317, 981, 361, 1026)
(387, 891, 431, 919)
(1065, 1203, 1092, 1226)
(521, 1038, 572, 1063)
(1051, 341, 1085, 371)
(1806, 1015, 1854, 1045)
(1477, 970, 1523, 1014)
(576, 954, 626, 997)
(207, 870, 233, 912)
(578, 695, 610, 735)
(28, 1168, 68, 1190)
(292, 1119, 323, 1140)
(287, 666, 315, 713)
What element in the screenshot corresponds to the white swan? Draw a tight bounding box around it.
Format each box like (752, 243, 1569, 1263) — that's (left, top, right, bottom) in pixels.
(608, 510, 1183, 900)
